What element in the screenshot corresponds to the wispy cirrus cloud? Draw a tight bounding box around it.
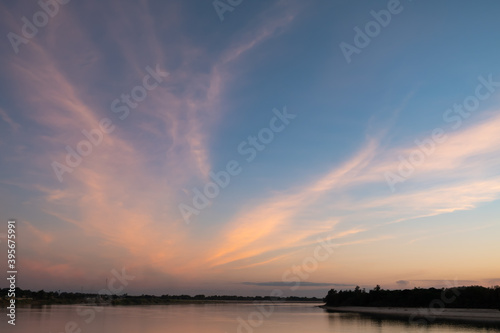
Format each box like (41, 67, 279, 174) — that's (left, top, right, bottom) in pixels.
(0, 107, 20, 131)
(0, 0, 303, 289)
(1, 0, 499, 294)
(203, 110, 500, 276)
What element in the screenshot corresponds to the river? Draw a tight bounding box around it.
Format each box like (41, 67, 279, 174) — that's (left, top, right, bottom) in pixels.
(2, 302, 499, 332)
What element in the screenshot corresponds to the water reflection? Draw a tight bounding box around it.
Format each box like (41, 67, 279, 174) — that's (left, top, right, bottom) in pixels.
(326, 310, 500, 332)
(1, 303, 499, 332)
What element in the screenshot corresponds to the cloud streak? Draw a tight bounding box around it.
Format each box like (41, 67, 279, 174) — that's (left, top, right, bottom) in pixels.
(205, 110, 500, 276)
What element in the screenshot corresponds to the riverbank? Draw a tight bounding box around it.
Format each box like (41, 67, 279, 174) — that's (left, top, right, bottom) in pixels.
(0, 298, 321, 307)
(1, 289, 321, 306)
(321, 306, 500, 324)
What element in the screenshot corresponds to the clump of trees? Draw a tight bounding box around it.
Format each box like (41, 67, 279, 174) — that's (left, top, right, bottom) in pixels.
(324, 285, 500, 309)
(0, 288, 123, 305)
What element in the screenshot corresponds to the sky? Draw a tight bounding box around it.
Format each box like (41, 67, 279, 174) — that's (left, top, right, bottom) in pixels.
(0, 0, 499, 298)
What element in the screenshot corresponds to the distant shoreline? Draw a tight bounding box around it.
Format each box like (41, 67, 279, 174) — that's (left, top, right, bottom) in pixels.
(321, 306, 500, 324)
(1, 288, 322, 306)
(0, 299, 322, 307)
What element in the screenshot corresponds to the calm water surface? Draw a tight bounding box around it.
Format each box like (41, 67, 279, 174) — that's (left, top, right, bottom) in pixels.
(2, 302, 500, 332)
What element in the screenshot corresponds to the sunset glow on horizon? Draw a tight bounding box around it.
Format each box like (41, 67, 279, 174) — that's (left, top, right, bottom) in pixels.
(1, 0, 499, 297)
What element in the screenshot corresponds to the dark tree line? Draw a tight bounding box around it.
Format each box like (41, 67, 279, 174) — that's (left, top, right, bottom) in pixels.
(1, 288, 321, 305)
(324, 285, 500, 309)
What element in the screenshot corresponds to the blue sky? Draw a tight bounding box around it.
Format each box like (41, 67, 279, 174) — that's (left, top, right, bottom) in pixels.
(0, 0, 499, 297)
